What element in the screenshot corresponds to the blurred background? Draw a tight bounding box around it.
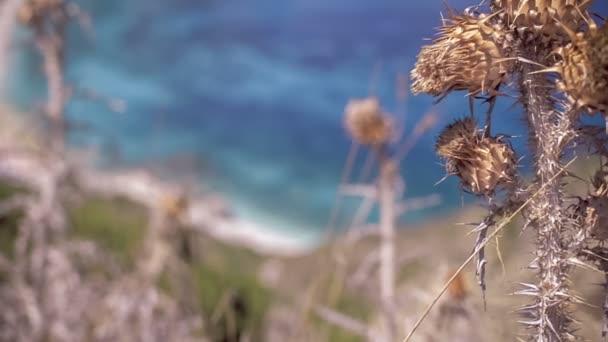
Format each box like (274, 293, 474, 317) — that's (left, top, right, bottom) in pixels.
(1, 0, 607, 341)
(7, 0, 493, 245)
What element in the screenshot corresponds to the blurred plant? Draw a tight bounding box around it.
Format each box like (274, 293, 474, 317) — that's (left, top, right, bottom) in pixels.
(18, 0, 78, 151)
(310, 82, 440, 342)
(344, 97, 399, 341)
(16, 0, 123, 152)
(0, 152, 206, 342)
(421, 269, 482, 342)
(409, 0, 607, 341)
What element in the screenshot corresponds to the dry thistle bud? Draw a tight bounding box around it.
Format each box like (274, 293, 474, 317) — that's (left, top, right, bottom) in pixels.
(491, 0, 593, 43)
(446, 269, 469, 302)
(411, 12, 511, 98)
(436, 117, 517, 196)
(554, 20, 608, 114)
(344, 97, 393, 145)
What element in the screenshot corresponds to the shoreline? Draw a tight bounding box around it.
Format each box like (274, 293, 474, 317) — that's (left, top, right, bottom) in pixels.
(75, 162, 323, 257)
(0, 106, 319, 256)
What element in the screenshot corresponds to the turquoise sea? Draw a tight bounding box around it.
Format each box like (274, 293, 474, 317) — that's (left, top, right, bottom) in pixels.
(7, 0, 608, 243)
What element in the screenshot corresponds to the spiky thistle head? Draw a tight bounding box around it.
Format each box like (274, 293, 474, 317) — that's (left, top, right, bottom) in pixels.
(554, 20, 608, 114)
(436, 117, 517, 196)
(411, 12, 511, 98)
(435, 116, 479, 159)
(491, 0, 594, 45)
(344, 97, 393, 146)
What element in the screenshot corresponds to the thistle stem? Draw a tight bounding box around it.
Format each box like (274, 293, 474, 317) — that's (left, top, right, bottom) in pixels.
(376, 145, 397, 342)
(521, 58, 575, 341)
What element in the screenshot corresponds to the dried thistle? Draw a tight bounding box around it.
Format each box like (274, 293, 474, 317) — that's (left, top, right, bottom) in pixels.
(491, 0, 594, 44)
(411, 1, 594, 339)
(554, 20, 608, 114)
(411, 12, 511, 99)
(411, 1, 604, 336)
(344, 97, 393, 145)
(436, 117, 517, 196)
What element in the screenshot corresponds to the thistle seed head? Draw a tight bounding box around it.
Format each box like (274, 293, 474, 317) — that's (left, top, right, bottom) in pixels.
(435, 116, 479, 158)
(411, 13, 511, 98)
(491, 0, 593, 44)
(436, 117, 517, 196)
(344, 97, 393, 146)
(555, 20, 608, 114)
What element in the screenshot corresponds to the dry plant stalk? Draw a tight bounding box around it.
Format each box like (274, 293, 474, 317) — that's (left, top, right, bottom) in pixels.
(18, 0, 98, 152)
(411, 0, 607, 340)
(344, 97, 397, 341)
(18, 0, 71, 151)
(313, 97, 438, 342)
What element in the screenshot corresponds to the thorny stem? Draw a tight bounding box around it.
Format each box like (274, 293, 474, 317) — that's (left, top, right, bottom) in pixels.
(483, 95, 497, 138)
(520, 57, 576, 341)
(401, 157, 576, 342)
(474, 214, 492, 310)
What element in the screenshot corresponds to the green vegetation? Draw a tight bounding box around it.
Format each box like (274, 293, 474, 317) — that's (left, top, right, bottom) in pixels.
(194, 261, 272, 341)
(0, 182, 26, 259)
(68, 197, 148, 263)
(67, 195, 274, 340)
(318, 290, 370, 342)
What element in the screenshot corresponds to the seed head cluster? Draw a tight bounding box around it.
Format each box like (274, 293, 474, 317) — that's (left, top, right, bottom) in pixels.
(555, 21, 608, 114)
(435, 117, 517, 196)
(412, 0, 607, 340)
(411, 13, 511, 98)
(491, 0, 593, 44)
(344, 97, 393, 146)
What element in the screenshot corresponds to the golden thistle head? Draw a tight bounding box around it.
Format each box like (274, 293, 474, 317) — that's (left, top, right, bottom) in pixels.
(436, 117, 517, 196)
(411, 12, 511, 99)
(344, 97, 393, 145)
(554, 21, 608, 114)
(491, 0, 593, 44)
(435, 116, 479, 158)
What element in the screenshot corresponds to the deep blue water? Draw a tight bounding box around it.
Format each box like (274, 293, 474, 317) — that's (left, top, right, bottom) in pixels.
(7, 0, 608, 242)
